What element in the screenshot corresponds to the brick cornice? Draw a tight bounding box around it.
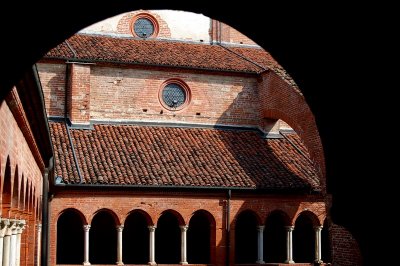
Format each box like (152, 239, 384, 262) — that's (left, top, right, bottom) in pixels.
(5, 88, 45, 171)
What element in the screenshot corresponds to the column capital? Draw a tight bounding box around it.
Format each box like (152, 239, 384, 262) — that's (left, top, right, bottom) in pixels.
(257, 225, 265, 232)
(148, 225, 156, 232)
(0, 218, 10, 237)
(314, 225, 323, 231)
(37, 224, 42, 232)
(116, 225, 124, 232)
(83, 224, 91, 232)
(180, 225, 189, 232)
(16, 220, 26, 234)
(285, 226, 295, 232)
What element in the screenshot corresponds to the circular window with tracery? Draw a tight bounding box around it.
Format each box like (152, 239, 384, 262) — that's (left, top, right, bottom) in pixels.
(159, 79, 191, 111)
(130, 13, 159, 39)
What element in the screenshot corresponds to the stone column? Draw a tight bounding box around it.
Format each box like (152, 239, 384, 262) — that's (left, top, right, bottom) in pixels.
(256, 225, 265, 264)
(10, 220, 18, 266)
(148, 226, 156, 265)
(83, 225, 91, 265)
(285, 226, 294, 264)
(314, 226, 323, 263)
(15, 220, 26, 266)
(0, 219, 10, 266)
(2, 220, 13, 266)
(116, 225, 124, 265)
(180, 225, 188, 265)
(36, 224, 41, 266)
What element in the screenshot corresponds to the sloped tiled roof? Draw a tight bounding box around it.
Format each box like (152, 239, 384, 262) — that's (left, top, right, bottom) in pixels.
(49, 121, 320, 191)
(45, 34, 264, 73)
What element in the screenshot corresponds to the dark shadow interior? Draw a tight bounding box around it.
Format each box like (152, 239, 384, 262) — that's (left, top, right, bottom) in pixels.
(123, 211, 149, 264)
(89, 211, 117, 264)
(155, 212, 180, 263)
(188, 211, 211, 264)
(322, 219, 332, 263)
(56, 209, 84, 264)
(235, 210, 258, 264)
(293, 213, 314, 263)
(264, 211, 286, 263)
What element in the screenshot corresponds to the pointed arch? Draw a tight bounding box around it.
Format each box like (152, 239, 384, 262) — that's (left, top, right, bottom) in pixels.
(2, 157, 12, 214)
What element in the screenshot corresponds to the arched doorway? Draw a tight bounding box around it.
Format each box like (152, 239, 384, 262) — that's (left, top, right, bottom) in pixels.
(293, 212, 316, 262)
(56, 209, 84, 264)
(89, 210, 117, 264)
(235, 210, 258, 264)
(187, 210, 214, 263)
(264, 210, 288, 263)
(156, 211, 181, 263)
(123, 210, 150, 264)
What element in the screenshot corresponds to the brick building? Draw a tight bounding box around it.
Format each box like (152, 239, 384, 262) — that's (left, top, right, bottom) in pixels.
(1, 9, 362, 266)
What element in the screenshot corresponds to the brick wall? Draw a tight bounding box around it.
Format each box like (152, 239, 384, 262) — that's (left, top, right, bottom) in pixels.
(259, 71, 326, 187)
(221, 23, 258, 46)
(0, 88, 44, 266)
(331, 223, 362, 265)
(49, 190, 325, 266)
(37, 63, 66, 117)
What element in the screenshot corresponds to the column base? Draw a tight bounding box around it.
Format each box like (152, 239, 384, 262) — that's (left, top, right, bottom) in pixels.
(117, 263, 124, 266)
(148, 262, 156, 266)
(314, 259, 323, 264)
(284, 260, 295, 264)
(83, 262, 91, 266)
(180, 262, 188, 265)
(256, 260, 265, 264)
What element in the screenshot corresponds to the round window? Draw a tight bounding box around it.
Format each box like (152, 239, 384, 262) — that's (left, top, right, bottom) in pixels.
(133, 18, 155, 38)
(162, 83, 186, 109)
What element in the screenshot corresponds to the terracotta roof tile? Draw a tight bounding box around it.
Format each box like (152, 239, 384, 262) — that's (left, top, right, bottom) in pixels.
(44, 34, 264, 73)
(49, 122, 320, 190)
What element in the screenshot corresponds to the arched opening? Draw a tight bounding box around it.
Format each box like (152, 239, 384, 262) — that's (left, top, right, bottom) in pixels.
(20, 174, 26, 212)
(90, 210, 117, 264)
(156, 211, 181, 263)
(123, 210, 149, 264)
(235, 210, 258, 264)
(11, 165, 19, 210)
(264, 211, 288, 263)
(293, 212, 316, 262)
(56, 209, 84, 264)
(2, 157, 12, 214)
(188, 210, 213, 263)
(322, 219, 332, 263)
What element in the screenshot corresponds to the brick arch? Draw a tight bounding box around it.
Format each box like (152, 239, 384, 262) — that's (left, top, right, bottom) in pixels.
(124, 209, 154, 225)
(57, 208, 88, 225)
(233, 209, 263, 229)
(293, 210, 322, 227)
(26, 181, 32, 213)
(188, 209, 216, 228)
(156, 209, 185, 226)
(117, 10, 171, 38)
(260, 70, 326, 189)
(265, 209, 291, 226)
(2, 156, 12, 213)
(20, 174, 26, 212)
(89, 208, 120, 225)
(11, 164, 19, 209)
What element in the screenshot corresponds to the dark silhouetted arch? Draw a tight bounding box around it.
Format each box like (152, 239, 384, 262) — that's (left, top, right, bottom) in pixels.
(123, 210, 149, 264)
(156, 211, 181, 263)
(20, 174, 26, 211)
(188, 210, 214, 263)
(294, 212, 315, 262)
(235, 210, 258, 263)
(264, 210, 288, 263)
(57, 209, 84, 264)
(322, 219, 332, 263)
(90, 210, 117, 264)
